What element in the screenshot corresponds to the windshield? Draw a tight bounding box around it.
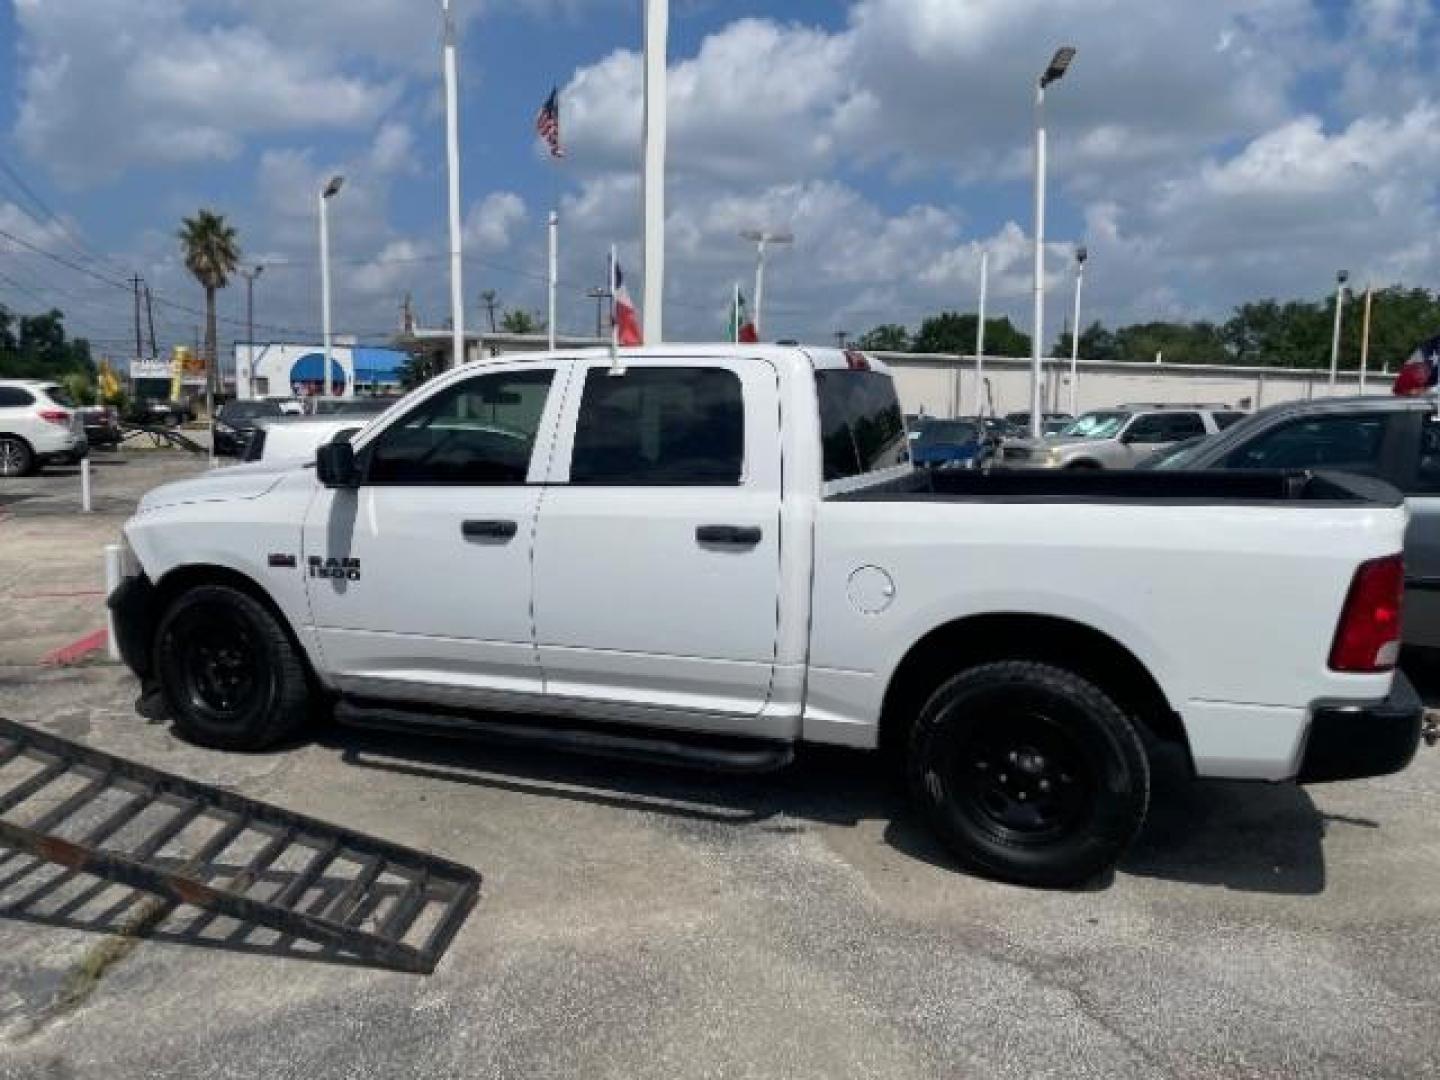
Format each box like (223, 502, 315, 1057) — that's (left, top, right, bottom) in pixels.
(916, 421, 978, 445)
(1148, 437, 1208, 470)
(1061, 411, 1130, 439)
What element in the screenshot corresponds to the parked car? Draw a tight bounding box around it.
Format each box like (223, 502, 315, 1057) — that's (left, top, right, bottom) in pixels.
(1002, 411, 1072, 437)
(0, 379, 88, 476)
(110, 345, 1426, 888)
(140, 398, 196, 427)
(213, 399, 284, 457)
(909, 418, 991, 470)
(1000, 405, 1245, 469)
(244, 416, 369, 463)
(78, 405, 122, 450)
(1152, 394, 1440, 653)
(308, 396, 398, 418)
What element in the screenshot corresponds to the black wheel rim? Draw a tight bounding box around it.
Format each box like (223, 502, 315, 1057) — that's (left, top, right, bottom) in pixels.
(0, 441, 24, 476)
(166, 605, 267, 726)
(952, 710, 1097, 844)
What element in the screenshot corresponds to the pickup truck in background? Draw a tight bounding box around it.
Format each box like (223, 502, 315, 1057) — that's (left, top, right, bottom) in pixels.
(109, 347, 1428, 886)
(1157, 393, 1440, 655)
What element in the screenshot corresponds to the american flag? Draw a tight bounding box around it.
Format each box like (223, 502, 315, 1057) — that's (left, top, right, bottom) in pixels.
(535, 87, 564, 159)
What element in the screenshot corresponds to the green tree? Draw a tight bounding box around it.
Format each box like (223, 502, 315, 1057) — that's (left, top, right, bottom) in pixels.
(912, 311, 1030, 356)
(855, 323, 911, 352)
(0, 306, 94, 380)
(177, 209, 240, 407)
(500, 308, 539, 335)
(397, 348, 445, 391)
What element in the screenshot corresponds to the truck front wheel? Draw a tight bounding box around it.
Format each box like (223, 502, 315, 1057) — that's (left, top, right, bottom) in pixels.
(908, 661, 1149, 887)
(154, 584, 311, 751)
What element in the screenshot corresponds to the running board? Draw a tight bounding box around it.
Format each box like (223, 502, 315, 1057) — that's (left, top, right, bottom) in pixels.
(334, 700, 796, 775)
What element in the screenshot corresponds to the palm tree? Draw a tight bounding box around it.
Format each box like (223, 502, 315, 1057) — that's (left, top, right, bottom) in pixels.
(177, 210, 240, 411)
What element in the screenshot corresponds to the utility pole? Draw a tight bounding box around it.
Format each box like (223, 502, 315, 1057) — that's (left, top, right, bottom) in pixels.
(641, 0, 669, 343)
(480, 290, 499, 333)
(132, 274, 144, 368)
(144, 285, 158, 358)
(586, 286, 609, 338)
(239, 265, 263, 399)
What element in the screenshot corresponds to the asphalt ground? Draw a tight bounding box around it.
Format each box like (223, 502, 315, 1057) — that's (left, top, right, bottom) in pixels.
(0, 452, 1438, 1079)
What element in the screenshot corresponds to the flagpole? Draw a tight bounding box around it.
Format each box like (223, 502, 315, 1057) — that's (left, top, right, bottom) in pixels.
(1359, 285, 1373, 394)
(974, 249, 989, 419)
(609, 244, 625, 375)
(641, 0, 669, 344)
(548, 210, 559, 350)
(441, 0, 465, 369)
(733, 281, 741, 343)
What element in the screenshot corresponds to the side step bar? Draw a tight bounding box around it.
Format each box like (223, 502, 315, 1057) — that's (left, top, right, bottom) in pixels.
(335, 700, 796, 775)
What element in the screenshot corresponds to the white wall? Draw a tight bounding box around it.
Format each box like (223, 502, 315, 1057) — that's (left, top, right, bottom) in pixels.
(881, 353, 1375, 419)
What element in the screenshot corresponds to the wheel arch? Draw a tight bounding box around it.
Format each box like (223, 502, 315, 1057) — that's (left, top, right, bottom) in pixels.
(151, 563, 320, 683)
(879, 612, 1188, 765)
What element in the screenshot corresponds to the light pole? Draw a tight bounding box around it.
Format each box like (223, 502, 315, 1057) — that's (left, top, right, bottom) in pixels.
(1029, 45, 1076, 439)
(1329, 269, 1349, 391)
(240, 265, 263, 399)
(1068, 245, 1086, 415)
(641, 0, 669, 344)
(740, 229, 794, 340)
(319, 175, 343, 398)
(973, 249, 989, 419)
(1359, 285, 1374, 394)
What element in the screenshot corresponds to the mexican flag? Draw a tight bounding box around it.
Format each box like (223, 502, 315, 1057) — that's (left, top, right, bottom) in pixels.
(728, 284, 759, 343)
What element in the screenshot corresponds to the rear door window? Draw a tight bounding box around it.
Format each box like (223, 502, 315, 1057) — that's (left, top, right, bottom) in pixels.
(569, 367, 744, 486)
(1213, 411, 1246, 431)
(0, 388, 35, 407)
(1410, 417, 1440, 494)
(1224, 414, 1388, 474)
(815, 370, 908, 481)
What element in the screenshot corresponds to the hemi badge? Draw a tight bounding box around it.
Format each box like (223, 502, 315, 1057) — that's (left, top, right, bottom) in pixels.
(268, 554, 298, 569)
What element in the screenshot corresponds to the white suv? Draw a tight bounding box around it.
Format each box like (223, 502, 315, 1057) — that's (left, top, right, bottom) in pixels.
(0, 380, 88, 477)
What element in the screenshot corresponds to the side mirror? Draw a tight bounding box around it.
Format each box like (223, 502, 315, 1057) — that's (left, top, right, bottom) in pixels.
(316, 440, 359, 488)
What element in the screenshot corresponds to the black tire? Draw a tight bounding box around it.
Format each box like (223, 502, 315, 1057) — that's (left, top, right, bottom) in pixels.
(908, 661, 1149, 887)
(0, 436, 34, 477)
(154, 584, 310, 750)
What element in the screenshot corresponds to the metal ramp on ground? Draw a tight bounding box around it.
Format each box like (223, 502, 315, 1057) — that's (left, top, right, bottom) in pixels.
(0, 717, 480, 973)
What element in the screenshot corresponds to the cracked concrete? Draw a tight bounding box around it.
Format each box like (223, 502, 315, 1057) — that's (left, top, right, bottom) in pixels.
(1, 453, 1438, 1078)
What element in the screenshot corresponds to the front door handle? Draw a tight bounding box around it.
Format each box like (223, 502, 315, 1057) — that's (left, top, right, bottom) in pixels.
(696, 524, 763, 547)
(462, 519, 519, 542)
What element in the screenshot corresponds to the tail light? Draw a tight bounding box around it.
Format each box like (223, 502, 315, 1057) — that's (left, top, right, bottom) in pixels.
(1329, 555, 1404, 672)
(38, 409, 70, 427)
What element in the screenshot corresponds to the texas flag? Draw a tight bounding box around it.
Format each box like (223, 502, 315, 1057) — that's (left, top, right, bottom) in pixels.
(611, 255, 643, 346)
(1392, 333, 1440, 396)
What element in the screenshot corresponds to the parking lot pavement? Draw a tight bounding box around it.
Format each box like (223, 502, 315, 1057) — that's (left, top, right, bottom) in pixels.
(1, 458, 1438, 1079)
(0, 450, 211, 666)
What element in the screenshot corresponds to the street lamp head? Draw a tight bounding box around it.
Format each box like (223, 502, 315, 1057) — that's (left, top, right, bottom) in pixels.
(322, 175, 345, 199)
(1075, 245, 1088, 265)
(740, 229, 794, 245)
(1337, 269, 1350, 285)
(1040, 46, 1077, 87)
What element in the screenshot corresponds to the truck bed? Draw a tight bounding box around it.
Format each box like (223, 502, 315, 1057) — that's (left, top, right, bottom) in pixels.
(832, 468, 1402, 506)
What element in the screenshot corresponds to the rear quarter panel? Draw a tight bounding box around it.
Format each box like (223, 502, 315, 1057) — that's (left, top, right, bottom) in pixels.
(806, 497, 1405, 751)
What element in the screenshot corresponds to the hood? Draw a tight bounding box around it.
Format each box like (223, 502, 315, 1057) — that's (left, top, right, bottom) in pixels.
(1005, 434, 1095, 452)
(913, 441, 980, 463)
(136, 460, 306, 513)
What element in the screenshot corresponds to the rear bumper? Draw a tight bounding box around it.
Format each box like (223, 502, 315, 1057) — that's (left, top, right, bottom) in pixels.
(1297, 673, 1425, 783)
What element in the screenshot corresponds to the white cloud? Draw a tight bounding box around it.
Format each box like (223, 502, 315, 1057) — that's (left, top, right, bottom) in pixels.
(465, 192, 529, 252)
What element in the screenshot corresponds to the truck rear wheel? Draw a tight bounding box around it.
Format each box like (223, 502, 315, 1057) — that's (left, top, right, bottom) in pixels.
(154, 584, 310, 751)
(908, 660, 1149, 887)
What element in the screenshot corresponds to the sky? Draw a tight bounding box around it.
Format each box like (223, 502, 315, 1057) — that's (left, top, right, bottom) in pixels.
(0, 0, 1438, 360)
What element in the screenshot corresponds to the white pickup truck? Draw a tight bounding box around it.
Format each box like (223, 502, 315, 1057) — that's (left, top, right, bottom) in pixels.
(109, 346, 1428, 886)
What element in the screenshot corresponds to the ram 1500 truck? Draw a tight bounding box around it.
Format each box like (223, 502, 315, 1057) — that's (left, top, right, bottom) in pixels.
(109, 346, 1428, 886)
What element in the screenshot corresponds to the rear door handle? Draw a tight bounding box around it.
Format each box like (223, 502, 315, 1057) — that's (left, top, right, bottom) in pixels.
(696, 524, 763, 547)
(462, 519, 519, 542)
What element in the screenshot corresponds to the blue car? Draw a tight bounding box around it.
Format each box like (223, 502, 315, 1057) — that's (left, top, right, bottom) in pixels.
(909, 418, 989, 470)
